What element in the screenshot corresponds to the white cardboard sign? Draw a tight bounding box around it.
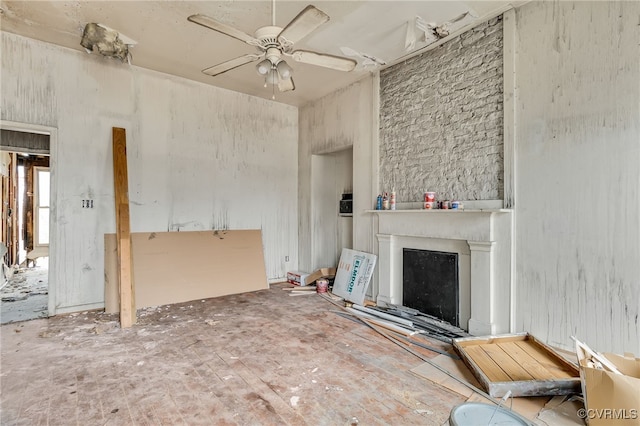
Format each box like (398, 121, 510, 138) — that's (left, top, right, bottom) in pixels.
(332, 249, 377, 305)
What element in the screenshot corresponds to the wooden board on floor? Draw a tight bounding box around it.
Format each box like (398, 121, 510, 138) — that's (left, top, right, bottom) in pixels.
(453, 333, 581, 397)
(105, 230, 268, 312)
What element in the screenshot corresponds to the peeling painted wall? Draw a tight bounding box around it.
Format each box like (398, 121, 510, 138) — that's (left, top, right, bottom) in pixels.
(1, 32, 298, 313)
(514, 1, 640, 353)
(298, 76, 377, 275)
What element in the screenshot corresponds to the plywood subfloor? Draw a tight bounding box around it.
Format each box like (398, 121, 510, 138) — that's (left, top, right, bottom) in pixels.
(0, 283, 465, 425)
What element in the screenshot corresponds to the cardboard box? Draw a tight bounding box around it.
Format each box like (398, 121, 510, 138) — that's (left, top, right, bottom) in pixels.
(305, 267, 336, 285)
(286, 271, 310, 286)
(286, 268, 336, 286)
(576, 341, 640, 425)
(332, 249, 377, 305)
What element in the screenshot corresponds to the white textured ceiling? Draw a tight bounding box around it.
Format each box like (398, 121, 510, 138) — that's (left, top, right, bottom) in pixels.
(0, 1, 515, 106)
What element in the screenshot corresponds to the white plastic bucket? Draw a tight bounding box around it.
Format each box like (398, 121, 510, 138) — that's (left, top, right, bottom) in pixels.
(449, 402, 532, 426)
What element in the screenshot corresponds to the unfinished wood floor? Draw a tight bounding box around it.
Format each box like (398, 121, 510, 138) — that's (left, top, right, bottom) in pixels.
(0, 283, 464, 425)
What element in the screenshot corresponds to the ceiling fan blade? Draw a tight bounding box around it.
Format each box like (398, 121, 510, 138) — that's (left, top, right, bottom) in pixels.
(202, 54, 261, 77)
(291, 50, 356, 72)
(188, 14, 257, 45)
(278, 5, 329, 46)
(278, 77, 295, 92)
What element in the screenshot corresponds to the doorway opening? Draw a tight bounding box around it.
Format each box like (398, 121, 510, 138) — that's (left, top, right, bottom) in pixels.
(1, 128, 52, 324)
(310, 147, 353, 270)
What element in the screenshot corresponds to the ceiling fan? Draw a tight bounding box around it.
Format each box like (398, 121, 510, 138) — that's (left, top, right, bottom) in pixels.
(188, 1, 357, 96)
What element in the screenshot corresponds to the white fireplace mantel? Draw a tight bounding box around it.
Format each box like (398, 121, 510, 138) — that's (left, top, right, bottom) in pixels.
(369, 209, 513, 336)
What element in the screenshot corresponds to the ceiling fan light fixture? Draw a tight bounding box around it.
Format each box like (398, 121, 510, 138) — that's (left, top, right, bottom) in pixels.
(256, 59, 272, 75)
(266, 69, 279, 85)
(276, 60, 293, 79)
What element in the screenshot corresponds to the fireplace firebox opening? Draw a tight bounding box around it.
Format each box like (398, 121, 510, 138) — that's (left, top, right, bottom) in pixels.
(402, 248, 459, 326)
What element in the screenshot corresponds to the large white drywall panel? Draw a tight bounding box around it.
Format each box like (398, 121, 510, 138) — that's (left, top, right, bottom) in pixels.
(298, 77, 377, 276)
(514, 1, 640, 353)
(1, 32, 298, 313)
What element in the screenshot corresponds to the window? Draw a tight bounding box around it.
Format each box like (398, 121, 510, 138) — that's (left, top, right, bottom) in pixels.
(34, 167, 49, 247)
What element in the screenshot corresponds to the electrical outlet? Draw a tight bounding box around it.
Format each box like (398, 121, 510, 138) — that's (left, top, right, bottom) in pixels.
(285, 256, 290, 262)
(82, 199, 94, 208)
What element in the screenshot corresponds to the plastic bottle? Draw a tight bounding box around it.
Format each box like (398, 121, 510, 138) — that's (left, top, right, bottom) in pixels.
(382, 192, 390, 210)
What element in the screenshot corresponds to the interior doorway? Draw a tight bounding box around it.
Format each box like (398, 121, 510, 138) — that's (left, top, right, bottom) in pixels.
(310, 147, 353, 270)
(1, 125, 53, 324)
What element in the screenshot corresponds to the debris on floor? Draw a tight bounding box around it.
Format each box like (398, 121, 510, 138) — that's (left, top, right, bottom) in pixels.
(360, 304, 470, 343)
(286, 267, 336, 287)
(574, 337, 640, 426)
(1, 263, 49, 324)
(535, 395, 586, 425)
(1, 268, 48, 301)
(1, 284, 465, 425)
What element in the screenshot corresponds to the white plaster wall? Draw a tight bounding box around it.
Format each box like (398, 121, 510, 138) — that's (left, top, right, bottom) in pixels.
(1, 32, 298, 313)
(298, 76, 377, 274)
(514, 1, 640, 353)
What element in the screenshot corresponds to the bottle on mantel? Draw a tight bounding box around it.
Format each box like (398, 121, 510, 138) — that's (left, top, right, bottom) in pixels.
(390, 190, 396, 210)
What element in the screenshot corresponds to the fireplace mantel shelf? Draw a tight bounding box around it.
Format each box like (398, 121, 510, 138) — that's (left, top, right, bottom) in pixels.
(365, 209, 512, 214)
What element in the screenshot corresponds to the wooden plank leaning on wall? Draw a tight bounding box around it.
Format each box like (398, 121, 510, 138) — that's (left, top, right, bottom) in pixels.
(112, 127, 136, 328)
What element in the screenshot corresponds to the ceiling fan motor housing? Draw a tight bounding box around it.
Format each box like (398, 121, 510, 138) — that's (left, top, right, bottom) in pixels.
(254, 26, 283, 49)
(254, 26, 289, 67)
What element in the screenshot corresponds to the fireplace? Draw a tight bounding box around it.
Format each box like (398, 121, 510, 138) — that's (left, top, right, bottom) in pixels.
(371, 207, 513, 335)
(403, 248, 459, 326)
